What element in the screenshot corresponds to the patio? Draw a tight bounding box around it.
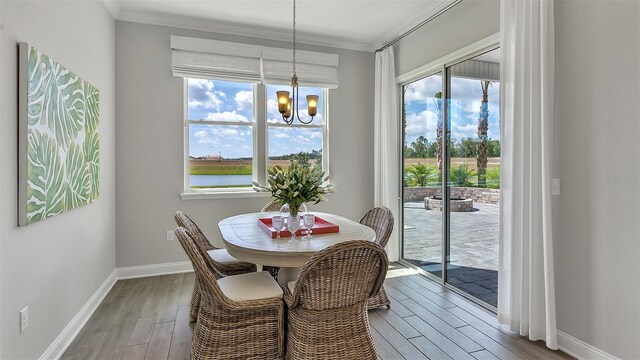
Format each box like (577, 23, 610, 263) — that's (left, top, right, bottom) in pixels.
(403, 201, 499, 306)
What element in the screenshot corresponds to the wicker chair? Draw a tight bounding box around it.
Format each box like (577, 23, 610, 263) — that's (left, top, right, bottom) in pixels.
(284, 240, 388, 360)
(359, 206, 394, 309)
(174, 211, 256, 322)
(261, 200, 281, 212)
(175, 227, 285, 360)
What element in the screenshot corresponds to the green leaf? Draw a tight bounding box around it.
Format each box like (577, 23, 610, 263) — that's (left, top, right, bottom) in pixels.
(84, 81, 100, 135)
(26, 130, 65, 223)
(29, 48, 84, 148)
(65, 143, 90, 209)
(83, 130, 100, 201)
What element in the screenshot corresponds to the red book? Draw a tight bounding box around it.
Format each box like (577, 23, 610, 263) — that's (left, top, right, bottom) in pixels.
(257, 216, 340, 239)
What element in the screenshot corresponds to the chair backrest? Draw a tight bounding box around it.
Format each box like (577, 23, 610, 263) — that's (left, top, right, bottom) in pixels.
(288, 240, 388, 310)
(359, 207, 394, 248)
(175, 227, 230, 305)
(261, 200, 281, 212)
(175, 211, 216, 250)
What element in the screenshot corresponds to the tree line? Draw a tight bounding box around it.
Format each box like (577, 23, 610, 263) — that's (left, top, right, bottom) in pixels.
(404, 135, 500, 159)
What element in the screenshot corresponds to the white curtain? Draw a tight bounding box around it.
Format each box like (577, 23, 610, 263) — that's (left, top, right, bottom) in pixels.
(374, 47, 399, 262)
(498, 0, 558, 349)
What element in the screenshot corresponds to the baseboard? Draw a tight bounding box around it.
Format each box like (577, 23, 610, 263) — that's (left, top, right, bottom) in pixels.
(39, 269, 117, 360)
(558, 330, 619, 360)
(116, 261, 193, 279)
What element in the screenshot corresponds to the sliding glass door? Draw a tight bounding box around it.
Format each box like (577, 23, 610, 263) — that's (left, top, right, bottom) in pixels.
(401, 47, 501, 309)
(401, 73, 443, 278)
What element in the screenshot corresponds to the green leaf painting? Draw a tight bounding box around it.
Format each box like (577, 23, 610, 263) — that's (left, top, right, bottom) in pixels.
(22, 45, 100, 225)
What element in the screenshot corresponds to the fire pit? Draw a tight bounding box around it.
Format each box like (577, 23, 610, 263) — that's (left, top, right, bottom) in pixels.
(424, 195, 474, 212)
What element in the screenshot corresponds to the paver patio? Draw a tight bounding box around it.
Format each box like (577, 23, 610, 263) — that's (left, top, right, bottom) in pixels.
(402, 201, 499, 306)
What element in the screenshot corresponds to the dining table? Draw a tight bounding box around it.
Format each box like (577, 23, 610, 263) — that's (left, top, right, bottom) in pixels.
(218, 211, 377, 285)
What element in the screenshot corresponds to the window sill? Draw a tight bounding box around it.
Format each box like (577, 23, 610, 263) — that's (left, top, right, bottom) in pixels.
(180, 190, 272, 200)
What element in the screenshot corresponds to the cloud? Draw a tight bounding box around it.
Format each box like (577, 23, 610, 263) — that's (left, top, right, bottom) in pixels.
(405, 110, 439, 144)
(450, 122, 477, 139)
(404, 75, 442, 104)
(188, 79, 224, 111)
(221, 128, 239, 136)
(235, 90, 253, 111)
(294, 135, 311, 144)
(273, 132, 289, 139)
(194, 130, 208, 139)
(206, 111, 250, 122)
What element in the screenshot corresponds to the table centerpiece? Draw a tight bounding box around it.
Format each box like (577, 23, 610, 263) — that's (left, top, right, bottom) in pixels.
(252, 160, 334, 218)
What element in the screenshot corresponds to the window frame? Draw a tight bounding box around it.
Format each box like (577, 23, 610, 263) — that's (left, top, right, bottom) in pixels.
(181, 80, 329, 199)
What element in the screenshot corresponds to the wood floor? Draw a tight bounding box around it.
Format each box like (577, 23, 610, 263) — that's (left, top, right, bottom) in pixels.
(62, 264, 572, 360)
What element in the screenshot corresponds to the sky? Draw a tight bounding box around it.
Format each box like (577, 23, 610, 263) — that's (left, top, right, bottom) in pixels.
(188, 73, 499, 159)
(404, 73, 500, 148)
(188, 79, 323, 159)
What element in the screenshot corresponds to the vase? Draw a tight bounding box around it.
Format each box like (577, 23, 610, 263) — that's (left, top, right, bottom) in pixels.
(279, 203, 308, 218)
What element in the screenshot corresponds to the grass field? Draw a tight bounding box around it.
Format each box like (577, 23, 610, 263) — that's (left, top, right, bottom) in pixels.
(189, 159, 317, 175)
(189, 158, 500, 176)
(404, 157, 500, 171)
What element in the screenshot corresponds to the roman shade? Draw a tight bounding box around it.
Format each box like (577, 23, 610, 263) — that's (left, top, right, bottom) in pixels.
(171, 36, 263, 83)
(261, 47, 339, 88)
(171, 36, 339, 88)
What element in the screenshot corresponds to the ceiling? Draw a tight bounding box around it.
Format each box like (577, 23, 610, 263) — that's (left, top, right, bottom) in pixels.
(103, 0, 459, 51)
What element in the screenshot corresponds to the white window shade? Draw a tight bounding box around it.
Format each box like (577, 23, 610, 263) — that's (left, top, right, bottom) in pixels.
(171, 36, 339, 88)
(171, 36, 262, 83)
(261, 47, 339, 89)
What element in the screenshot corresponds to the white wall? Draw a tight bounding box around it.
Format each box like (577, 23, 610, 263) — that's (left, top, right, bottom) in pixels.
(394, 0, 640, 358)
(115, 21, 375, 267)
(0, 1, 116, 359)
(553, 1, 640, 358)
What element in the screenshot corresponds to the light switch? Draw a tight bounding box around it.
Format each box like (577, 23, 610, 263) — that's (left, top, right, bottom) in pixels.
(552, 178, 560, 196)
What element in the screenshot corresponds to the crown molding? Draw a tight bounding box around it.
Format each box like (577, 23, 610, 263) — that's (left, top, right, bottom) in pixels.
(116, 10, 375, 52)
(102, 0, 121, 19)
(374, 0, 462, 49)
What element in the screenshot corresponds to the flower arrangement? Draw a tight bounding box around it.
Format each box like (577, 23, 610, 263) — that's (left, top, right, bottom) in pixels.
(252, 161, 334, 217)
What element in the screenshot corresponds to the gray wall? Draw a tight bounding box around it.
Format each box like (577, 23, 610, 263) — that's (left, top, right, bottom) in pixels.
(393, 0, 640, 358)
(115, 21, 375, 267)
(0, 1, 116, 359)
(393, 0, 500, 75)
(554, 1, 640, 358)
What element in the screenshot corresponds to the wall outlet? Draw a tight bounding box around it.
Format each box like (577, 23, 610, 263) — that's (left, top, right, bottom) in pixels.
(552, 178, 561, 196)
(166, 230, 175, 242)
(20, 307, 29, 333)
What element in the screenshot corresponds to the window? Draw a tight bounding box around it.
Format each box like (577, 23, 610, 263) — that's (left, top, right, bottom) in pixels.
(266, 85, 326, 172)
(184, 78, 328, 195)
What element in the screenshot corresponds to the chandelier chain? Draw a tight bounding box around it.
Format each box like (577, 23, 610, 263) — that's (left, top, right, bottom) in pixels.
(292, 0, 296, 75)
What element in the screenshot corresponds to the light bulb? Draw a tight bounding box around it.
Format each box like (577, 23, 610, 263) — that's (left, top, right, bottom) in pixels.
(307, 95, 319, 117)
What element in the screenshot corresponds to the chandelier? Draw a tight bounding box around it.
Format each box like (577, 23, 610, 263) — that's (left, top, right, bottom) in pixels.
(276, 0, 318, 125)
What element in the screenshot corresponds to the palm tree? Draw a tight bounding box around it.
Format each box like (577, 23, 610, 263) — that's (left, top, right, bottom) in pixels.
(450, 164, 476, 187)
(405, 163, 437, 187)
(433, 92, 443, 174)
(476, 81, 492, 187)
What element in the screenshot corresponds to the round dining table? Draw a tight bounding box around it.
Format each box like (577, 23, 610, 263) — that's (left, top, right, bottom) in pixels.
(219, 211, 377, 285)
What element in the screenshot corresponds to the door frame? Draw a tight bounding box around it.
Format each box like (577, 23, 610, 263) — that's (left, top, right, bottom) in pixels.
(397, 33, 500, 312)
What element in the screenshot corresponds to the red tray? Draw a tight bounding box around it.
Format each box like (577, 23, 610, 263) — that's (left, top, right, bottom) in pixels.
(258, 216, 339, 239)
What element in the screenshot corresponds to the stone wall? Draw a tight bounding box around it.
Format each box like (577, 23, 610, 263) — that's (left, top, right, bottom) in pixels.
(404, 186, 500, 205)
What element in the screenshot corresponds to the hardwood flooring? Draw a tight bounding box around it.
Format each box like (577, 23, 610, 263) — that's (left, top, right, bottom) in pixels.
(62, 264, 572, 360)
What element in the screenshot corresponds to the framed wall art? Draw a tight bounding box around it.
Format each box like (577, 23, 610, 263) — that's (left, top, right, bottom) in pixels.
(18, 43, 100, 226)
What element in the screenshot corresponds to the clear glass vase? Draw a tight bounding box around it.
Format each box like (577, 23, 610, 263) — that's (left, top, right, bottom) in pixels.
(279, 203, 308, 218)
